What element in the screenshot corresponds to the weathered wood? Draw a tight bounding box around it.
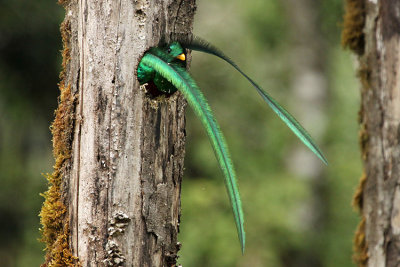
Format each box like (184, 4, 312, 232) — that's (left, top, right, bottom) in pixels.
(56, 0, 196, 266)
(343, 0, 400, 266)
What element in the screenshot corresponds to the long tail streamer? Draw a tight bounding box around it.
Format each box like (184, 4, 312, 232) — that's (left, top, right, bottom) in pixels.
(141, 52, 246, 253)
(180, 37, 328, 165)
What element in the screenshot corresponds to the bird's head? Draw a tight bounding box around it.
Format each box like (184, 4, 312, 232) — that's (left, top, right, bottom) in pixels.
(166, 42, 186, 62)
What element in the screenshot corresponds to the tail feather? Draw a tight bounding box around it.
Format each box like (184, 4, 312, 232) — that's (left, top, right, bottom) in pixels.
(141, 52, 246, 253)
(180, 36, 328, 165)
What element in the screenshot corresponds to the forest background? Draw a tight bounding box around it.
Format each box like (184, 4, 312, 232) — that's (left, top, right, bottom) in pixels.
(0, 0, 360, 266)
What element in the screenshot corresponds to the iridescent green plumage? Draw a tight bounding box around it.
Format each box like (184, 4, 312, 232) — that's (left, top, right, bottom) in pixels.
(137, 38, 327, 254)
(138, 42, 186, 94)
(138, 44, 246, 253)
(180, 37, 328, 165)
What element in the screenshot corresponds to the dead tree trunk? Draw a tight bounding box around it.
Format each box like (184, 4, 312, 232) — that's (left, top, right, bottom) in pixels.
(40, 0, 196, 266)
(343, 0, 400, 266)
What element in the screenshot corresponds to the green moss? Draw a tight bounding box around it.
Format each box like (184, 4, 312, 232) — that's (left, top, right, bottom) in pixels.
(39, 82, 79, 267)
(59, 19, 71, 81)
(352, 172, 367, 267)
(58, 0, 71, 7)
(352, 172, 366, 211)
(342, 2, 370, 264)
(341, 0, 366, 55)
(351, 55, 371, 266)
(39, 8, 80, 266)
(358, 122, 369, 161)
(352, 118, 369, 267)
(353, 217, 368, 267)
(357, 62, 371, 91)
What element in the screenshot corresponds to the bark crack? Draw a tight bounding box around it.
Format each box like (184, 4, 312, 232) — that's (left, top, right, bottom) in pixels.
(172, 0, 184, 39)
(104, 0, 124, 263)
(75, 67, 82, 257)
(75, 0, 88, 259)
(62, 0, 194, 265)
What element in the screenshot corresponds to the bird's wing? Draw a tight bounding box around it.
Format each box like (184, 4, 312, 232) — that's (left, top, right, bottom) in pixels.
(181, 37, 327, 165)
(141, 52, 246, 253)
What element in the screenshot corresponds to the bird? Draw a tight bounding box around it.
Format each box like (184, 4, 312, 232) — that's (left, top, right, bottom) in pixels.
(137, 37, 327, 254)
(137, 42, 187, 94)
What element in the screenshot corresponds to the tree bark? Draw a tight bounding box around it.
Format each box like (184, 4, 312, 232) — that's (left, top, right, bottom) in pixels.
(42, 0, 196, 266)
(343, 0, 400, 266)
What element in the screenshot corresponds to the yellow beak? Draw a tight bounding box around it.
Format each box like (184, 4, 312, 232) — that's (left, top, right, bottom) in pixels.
(176, 53, 186, 61)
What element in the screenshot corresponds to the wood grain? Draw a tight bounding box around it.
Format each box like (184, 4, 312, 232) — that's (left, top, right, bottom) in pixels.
(57, 0, 196, 265)
(354, 0, 400, 266)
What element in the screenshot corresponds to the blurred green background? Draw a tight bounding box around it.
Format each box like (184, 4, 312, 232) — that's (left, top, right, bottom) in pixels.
(0, 0, 360, 266)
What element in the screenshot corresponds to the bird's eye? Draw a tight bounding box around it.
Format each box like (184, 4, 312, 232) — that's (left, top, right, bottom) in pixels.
(167, 48, 171, 53)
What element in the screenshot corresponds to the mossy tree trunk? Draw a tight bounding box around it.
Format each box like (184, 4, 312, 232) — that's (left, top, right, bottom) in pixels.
(40, 0, 196, 266)
(343, 0, 400, 266)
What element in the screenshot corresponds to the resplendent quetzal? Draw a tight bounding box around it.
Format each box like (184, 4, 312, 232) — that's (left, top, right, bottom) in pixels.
(137, 37, 327, 254)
